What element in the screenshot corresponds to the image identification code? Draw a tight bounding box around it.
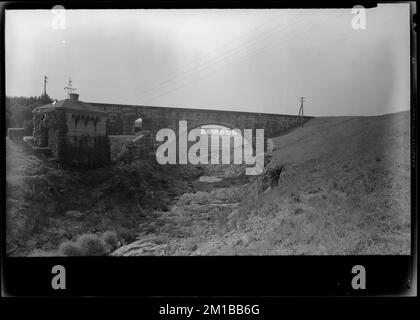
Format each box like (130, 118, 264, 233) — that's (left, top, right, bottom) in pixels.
(159, 304, 260, 317)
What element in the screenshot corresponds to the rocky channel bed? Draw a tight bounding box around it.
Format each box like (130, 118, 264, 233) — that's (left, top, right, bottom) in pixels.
(113, 186, 244, 256)
(112, 163, 256, 256)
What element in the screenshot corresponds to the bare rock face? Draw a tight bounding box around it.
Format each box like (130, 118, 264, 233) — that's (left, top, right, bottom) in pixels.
(112, 239, 168, 256)
(113, 184, 245, 256)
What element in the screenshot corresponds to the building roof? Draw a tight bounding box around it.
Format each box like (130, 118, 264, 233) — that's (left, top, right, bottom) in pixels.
(33, 98, 109, 115)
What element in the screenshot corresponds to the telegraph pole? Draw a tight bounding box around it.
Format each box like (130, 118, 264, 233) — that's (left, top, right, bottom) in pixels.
(43, 76, 48, 95)
(298, 96, 305, 127)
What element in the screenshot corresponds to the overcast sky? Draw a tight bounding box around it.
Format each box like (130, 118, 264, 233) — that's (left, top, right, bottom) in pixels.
(6, 5, 410, 116)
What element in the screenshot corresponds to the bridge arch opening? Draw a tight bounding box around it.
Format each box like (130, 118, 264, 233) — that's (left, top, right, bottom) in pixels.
(189, 124, 251, 165)
(125, 114, 157, 135)
(155, 121, 262, 167)
(134, 117, 143, 133)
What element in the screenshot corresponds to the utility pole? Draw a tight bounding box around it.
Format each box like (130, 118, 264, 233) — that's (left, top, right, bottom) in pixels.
(43, 76, 48, 96)
(298, 96, 305, 127)
(64, 77, 77, 98)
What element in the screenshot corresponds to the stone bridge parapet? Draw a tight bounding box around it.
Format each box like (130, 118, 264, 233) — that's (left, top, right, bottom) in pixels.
(88, 102, 312, 138)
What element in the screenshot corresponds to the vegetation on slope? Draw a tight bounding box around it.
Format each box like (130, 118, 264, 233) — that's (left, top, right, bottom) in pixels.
(114, 111, 411, 256)
(6, 139, 203, 256)
(6, 111, 410, 256)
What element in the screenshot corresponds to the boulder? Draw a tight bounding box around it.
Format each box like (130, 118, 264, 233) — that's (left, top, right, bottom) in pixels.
(241, 233, 250, 247)
(65, 210, 85, 218)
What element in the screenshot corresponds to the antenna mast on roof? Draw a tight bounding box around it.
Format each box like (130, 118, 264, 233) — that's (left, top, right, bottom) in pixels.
(43, 76, 48, 96)
(64, 77, 77, 98)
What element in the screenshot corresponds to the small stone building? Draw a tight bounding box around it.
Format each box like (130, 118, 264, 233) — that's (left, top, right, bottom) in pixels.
(32, 93, 110, 167)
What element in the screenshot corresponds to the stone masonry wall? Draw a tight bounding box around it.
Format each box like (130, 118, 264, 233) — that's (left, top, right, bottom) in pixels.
(89, 102, 312, 138)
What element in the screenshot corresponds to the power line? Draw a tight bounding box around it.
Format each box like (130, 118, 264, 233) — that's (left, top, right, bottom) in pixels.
(140, 10, 348, 105)
(139, 15, 317, 104)
(112, 13, 309, 103)
(110, 15, 284, 103)
(111, 10, 348, 107)
(140, 14, 324, 104)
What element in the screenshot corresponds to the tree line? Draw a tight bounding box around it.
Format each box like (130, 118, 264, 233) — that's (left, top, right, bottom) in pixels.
(5, 93, 53, 135)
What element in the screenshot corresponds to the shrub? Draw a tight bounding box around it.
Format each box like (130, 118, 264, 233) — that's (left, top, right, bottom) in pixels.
(116, 227, 137, 244)
(119, 215, 136, 228)
(86, 213, 102, 227)
(77, 233, 109, 256)
(101, 231, 119, 250)
(59, 241, 84, 256)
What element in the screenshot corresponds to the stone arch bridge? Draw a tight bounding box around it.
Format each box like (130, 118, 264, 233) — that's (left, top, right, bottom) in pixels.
(88, 102, 312, 138)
